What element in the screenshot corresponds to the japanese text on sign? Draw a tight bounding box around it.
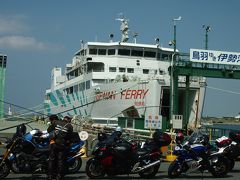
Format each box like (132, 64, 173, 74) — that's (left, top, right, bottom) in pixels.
(190, 49, 240, 66)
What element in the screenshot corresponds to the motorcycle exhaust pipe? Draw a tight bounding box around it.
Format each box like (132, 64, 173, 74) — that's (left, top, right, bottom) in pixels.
(133, 160, 161, 173)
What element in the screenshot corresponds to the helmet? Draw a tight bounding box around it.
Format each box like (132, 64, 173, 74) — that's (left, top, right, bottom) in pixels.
(49, 114, 59, 123)
(115, 126, 122, 132)
(115, 126, 123, 138)
(16, 124, 27, 136)
(63, 116, 71, 123)
(175, 132, 184, 144)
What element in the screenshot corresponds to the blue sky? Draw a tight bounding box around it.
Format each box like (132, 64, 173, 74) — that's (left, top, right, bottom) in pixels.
(1, 0, 240, 117)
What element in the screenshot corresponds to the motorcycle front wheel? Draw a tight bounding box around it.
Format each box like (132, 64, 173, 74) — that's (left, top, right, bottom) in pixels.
(168, 160, 182, 178)
(67, 157, 82, 173)
(86, 158, 105, 179)
(0, 156, 10, 179)
(210, 157, 229, 177)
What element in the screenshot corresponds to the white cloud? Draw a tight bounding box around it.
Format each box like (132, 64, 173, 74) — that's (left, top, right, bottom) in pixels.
(0, 15, 28, 33)
(0, 36, 51, 51)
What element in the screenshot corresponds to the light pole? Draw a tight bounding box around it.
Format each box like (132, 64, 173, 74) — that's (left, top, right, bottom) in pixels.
(170, 16, 181, 125)
(203, 25, 211, 50)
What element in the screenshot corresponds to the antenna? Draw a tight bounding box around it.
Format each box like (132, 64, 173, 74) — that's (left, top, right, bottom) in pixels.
(133, 32, 138, 44)
(80, 40, 84, 49)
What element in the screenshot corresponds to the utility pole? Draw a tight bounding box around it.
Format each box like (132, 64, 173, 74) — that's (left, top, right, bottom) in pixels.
(170, 16, 181, 126)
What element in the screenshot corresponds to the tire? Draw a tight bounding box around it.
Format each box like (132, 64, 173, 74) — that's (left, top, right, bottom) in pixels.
(67, 157, 82, 174)
(86, 158, 105, 179)
(228, 159, 235, 171)
(138, 164, 160, 178)
(168, 160, 182, 178)
(210, 157, 229, 177)
(0, 159, 10, 179)
(11, 160, 20, 173)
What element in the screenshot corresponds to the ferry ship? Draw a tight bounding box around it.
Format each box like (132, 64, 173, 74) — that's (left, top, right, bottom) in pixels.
(44, 17, 206, 129)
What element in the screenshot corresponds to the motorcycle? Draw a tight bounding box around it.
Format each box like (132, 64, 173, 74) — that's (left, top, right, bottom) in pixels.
(86, 130, 171, 179)
(0, 125, 85, 179)
(215, 131, 240, 171)
(168, 131, 229, 178)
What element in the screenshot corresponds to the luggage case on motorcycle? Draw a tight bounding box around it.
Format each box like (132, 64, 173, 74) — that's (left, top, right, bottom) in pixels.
(153, 130, 171, 146)
(215, 136, 232, 147)
(229, 131, 240, 143)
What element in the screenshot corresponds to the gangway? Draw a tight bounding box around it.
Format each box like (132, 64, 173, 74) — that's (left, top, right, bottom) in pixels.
(169, 52, 240, 129)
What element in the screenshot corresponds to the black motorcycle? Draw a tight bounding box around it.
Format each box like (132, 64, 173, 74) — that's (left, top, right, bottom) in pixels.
(86, 130, 171, 179)
(0, 125, 85, 179)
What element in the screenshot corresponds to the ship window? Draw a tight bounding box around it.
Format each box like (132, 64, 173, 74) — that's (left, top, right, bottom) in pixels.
(157, 53, 161, 60)
(144, 51, 156, 58)
(127, 68, 134, 73)
(80, 49, 84, 55)
(162, 53, 169, 60)
(109, 67, 116, 72)
(108, 49, 115, 55)
(98, 49, 106, 55)
(143, 69, 149, 74)
(89, 49, 97, 55)
(74, 85, 78, 92)
(86, 80, 90, 89)
(119, 67, 126, 72)
(79, 82, 85, 91)
(69, 86, 73, 94)
(118, 49, 130, 56)
(131, 50, 143, 57)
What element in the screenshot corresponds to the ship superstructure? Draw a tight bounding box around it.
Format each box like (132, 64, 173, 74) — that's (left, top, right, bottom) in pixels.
(44, 18, 206, 129)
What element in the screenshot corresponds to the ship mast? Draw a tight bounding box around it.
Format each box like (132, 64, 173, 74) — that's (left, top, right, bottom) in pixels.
(116, 17, 129, 42)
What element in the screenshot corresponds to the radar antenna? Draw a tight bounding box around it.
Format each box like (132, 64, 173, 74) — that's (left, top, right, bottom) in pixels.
(116, 15, 129, 42)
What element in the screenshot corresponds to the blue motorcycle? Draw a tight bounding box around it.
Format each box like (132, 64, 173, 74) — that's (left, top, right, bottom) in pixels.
(168, 131, 229, 178)
(0, 126, 85, 178)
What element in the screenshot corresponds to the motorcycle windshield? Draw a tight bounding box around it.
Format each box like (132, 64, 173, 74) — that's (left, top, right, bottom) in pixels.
(187, 130, 206, 144)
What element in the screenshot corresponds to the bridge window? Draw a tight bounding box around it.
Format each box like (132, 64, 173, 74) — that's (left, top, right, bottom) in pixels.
(144, 51, 156, 58)
(98, 49, 106, 55)
(162, 53, 169, 60)
(108, 49, 116, 55)
(89, 49, 97, 55)
(118, 49, 130, 56)
(131, 50, 143, 57)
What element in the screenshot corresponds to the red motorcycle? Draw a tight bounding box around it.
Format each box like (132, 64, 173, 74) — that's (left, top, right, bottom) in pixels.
(86, 130, 171, 179)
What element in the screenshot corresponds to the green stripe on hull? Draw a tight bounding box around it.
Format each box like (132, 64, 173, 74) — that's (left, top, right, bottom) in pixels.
(56, 90, 67, 107)
(49, 93, 58, 106)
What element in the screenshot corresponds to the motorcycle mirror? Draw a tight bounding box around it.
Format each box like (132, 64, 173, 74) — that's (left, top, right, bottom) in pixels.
(79, 131, 89, 141)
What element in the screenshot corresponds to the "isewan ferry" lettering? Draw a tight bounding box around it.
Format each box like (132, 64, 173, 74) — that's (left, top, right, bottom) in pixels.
(95, 89, 149, 101)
